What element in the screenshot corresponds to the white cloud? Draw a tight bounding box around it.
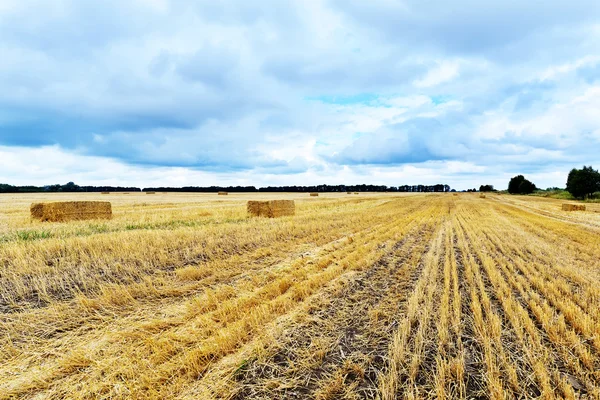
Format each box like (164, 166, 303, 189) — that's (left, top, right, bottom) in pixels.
(0, 0, 599, 189)
(414, 61, 460, 88)
(538, 55, 600, 81)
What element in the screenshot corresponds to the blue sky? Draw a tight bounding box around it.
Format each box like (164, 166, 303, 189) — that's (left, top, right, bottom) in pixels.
(1, 0, 599, 190)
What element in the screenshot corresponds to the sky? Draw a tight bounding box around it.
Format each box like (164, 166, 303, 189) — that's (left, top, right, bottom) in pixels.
(1, 0, 599, 190)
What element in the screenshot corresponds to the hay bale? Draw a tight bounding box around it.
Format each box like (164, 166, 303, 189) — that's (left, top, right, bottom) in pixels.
(310, 193, 319, 197)
(30, 201, 112, 222)
(562, 203, 586, 211)
(218, 191, 228, 196)
(101, 192, 110, 194)
(146, 191, 156, 195)
(480, 194, 486, 198)
(247, 200, 295, 218)
(354, 192, 359, 195)
(453, 193, 458, 196)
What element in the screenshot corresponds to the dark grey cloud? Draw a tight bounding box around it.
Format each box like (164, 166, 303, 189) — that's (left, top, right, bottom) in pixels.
(332, 117, 469, 165)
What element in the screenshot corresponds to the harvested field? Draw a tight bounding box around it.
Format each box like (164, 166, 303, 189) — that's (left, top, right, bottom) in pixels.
(1, 192, 600, 399)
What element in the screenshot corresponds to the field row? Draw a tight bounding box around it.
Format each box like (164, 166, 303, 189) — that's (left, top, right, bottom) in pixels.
(1, 193, 599, 398)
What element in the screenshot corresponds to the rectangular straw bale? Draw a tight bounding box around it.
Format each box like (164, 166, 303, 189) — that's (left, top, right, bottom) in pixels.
(101, 192, 110, 194)
(146, 191, 156, 194)
(247, 200, 295, 218)
(354, 192, 359, 194)
(479, 194, 486, 198)
(562, 203, 586, 211)
(309, 193, 319, 197)
(218, 191, 228, 195)
(30, 201, 112, 222)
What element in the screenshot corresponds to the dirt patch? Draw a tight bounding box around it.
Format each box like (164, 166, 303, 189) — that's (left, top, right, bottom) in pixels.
(231, 224, 435, 399)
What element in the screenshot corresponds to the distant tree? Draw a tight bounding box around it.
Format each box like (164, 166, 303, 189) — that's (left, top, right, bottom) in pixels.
(508, 175, 524, 194)
(518, 179, 537, 194)
(61, 181, 80, 192)
(566, 166, 600, 199)
(479, 185, 494, 192)
(508, 175, 537, 194)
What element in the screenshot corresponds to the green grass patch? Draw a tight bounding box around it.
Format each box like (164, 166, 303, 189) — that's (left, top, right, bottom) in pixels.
(15, 229, 53, 241)
(531, 190, 575, 200)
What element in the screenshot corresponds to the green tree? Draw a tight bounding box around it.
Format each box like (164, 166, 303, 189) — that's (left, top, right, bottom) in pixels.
(518, 179, 536, 194)
(566, 166, 600, 199)
(61, 182, 80, 192)
(508, 175, 537, 194)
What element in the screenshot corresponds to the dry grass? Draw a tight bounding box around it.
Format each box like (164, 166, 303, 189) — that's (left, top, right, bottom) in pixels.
(1, 192, 600, 399)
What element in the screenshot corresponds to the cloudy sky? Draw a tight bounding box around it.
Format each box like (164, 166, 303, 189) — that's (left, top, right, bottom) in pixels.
(1, 0, 599, 190)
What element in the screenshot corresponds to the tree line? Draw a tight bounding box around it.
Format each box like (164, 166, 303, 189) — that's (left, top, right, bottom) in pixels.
(144, 184, 453, 193)
(0, 182, 141, 193)
(505, 165, 600, 198)
(0, 182, 454, 194)
(3, 166, 597, 198)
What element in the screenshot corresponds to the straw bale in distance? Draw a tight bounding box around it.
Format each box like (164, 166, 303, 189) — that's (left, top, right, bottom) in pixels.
(101, 192, 110, 194)
(562, 203, 586, 211)
(480, 194, 486, 198)
(30, 201, 112, 222)
(218, 191, 228, 195)
(146, 192, 156, 195)
(310, 193, 319, 197)
(247, 200, 295, 218)
(453, 193, 458, 196)
(354, 192, 359, 195)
